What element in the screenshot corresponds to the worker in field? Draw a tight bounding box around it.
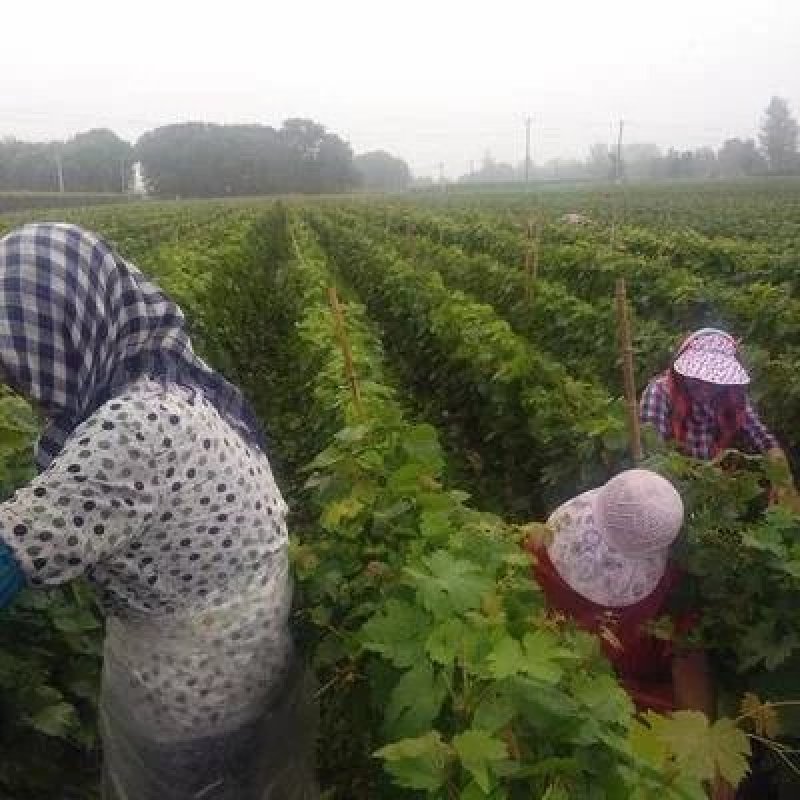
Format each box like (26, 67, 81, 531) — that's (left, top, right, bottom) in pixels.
(639, 328, 784, 462)
(528, 470, 707, 713)
(0, 224, 317, 799)
(640, 329, 799, 799)
(527, 469, 733, 799)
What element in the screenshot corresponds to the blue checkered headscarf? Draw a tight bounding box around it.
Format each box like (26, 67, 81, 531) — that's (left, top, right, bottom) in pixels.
(0, 223, 266, 469)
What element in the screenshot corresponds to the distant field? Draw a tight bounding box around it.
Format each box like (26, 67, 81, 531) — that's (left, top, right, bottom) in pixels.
(0, 191, 136, 213)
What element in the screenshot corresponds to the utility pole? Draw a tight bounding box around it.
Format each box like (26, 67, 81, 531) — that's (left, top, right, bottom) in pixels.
(120, 158, 128, 194)
(615, 119, 625, 183)
(524, 116, 532, 186)
(437, 162, 445, 189)
(56, 152, 65, 193)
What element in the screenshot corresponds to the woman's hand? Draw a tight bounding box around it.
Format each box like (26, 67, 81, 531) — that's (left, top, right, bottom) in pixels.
(764, 447, 800, 510)
(772, 483, 800, 512)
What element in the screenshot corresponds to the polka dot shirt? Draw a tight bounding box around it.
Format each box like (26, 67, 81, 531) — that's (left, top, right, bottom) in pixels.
(0, 379, 292, 739)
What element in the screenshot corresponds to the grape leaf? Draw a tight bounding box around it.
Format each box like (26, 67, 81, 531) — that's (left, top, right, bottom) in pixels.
(521, 631, 568, 684)
(375, 731, 453, 791)
(320, 493, 366, 530)
(384, 661, 447, 739)
(405, 550, 492, 617)
(426, 618, 469, 666)
(645, 711, 751, 787)
(360, 599, 430, 668)
(488, 636, 524, 680)
(452, 728, 508, 792)
(707, 718, 752, 787)
(473, 690, 516, 733)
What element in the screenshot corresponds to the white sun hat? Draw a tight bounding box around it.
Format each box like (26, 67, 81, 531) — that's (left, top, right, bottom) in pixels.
(546, 469, 684, 608)
(672, 328, 750, 386)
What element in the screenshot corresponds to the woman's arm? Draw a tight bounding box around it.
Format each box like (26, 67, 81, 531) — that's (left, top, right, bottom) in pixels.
(740, 402, 799, 507)
(762, 443, 800, 509)
(0, 405, 158, 589)
(742, 400, 783, 460)
(672, 653, 736, 800)
(640, 379, 672, 441)
(672, 650, 714, 716)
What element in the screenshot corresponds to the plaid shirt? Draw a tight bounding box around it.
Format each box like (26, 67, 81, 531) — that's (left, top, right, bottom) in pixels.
(640, 375, 777, 459)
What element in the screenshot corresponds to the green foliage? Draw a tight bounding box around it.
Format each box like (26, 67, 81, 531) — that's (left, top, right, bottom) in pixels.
(309, 209, 628, 516)
(630, 711, 751, 794)
(645, 448, 800, 674)
(355, 199, 800, 485)
(0, 389, 102, 798)
(2, 185, 799, 797)
(244, 211, 749, 799)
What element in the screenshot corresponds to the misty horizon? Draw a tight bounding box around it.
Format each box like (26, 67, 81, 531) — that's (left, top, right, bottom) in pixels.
(2, 0, 798, 180)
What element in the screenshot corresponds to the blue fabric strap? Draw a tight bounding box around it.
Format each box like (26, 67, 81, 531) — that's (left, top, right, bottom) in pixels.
(0, 539, 24, 608)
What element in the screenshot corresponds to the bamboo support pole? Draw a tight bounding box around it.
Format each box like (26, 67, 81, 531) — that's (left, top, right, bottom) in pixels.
(615, 278, 642, 461)
(609, 205, 617, 252)
(407, 221, 416, 265)
(524, 246, 532, 302)
(327, 286, 363, 415)
(524, 217, 540, 302)
(610, 189, 627, 252)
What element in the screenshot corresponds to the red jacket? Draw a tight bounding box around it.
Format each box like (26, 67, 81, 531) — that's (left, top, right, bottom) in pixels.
(528, 541, 692, 712)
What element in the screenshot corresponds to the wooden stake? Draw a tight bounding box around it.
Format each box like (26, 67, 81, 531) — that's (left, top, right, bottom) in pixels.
(327, 287, 363, 415)
(524, 245, 533, 301)
(609, 200, 617, 252)
(610, 189, 627, 252)
(615, 278, 642, 461)
(407, 221, 416, 265)
(524, 217, 540, 302)
(524, 218, 532, 300)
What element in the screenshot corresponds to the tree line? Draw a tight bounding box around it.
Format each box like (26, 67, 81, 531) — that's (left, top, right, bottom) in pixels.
(460, 96, 800, 185)
(0, 118, 412, 196)
(0, 129, 134, 193)
(2, 97, 797, 195)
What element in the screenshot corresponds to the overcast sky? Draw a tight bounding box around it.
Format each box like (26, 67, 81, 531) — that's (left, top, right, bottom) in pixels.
(2, 0, 798, 178)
